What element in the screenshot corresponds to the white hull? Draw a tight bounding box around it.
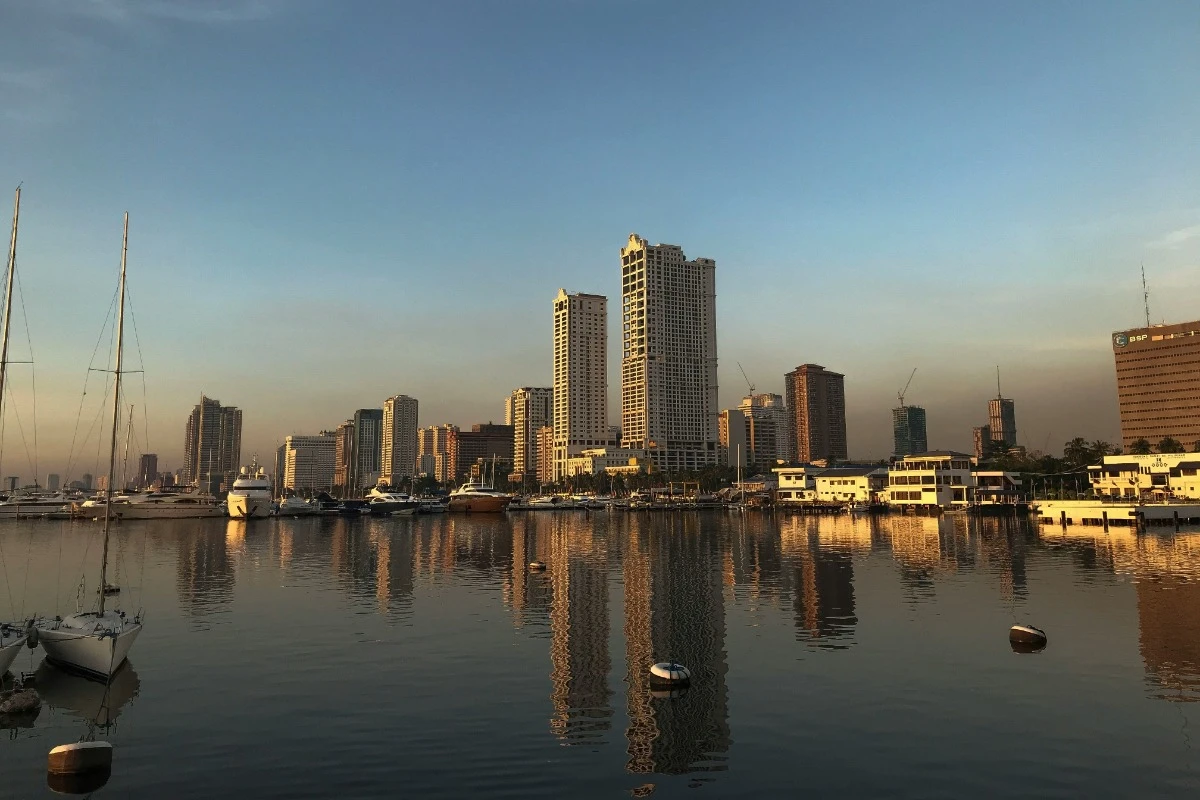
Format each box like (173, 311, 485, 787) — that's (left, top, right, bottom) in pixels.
(227, 495, 272, 519)
(39, 614, 142, 678)
(0, 503, 70, 518)
(114, 503, 224, 520)
(0, 636, 26, 674)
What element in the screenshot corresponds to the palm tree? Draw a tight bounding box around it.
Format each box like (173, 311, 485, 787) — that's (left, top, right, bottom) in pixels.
(1063, 437, 1090, 466)
(1157, 437, 1185, 454)
(1129, 438, 1153, 455)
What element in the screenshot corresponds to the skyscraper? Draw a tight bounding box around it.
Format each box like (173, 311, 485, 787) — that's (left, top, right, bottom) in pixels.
(333, 419, 354, 495)
(553, 289, 609, 480)
(282, 433, 336, 492)
(507, 387, 553, 478)
(448, 423, 514, 482)
(381, 394, 419, 485)
(738, 393, 790, 466)
(972, 425, 991, 460)
(892, 406, 928, 457)
(137, 453, 158, 489)
(348, 408, 383, 493)
(182, 395, 242, 491)
(718, 408, 749, 470)
(988, 397, 1017, 448)
(45, 473, 60, 492)
(1112, 319, 1200, 451)
(619, 234, 718, 472)
(784, 364, 847, 463)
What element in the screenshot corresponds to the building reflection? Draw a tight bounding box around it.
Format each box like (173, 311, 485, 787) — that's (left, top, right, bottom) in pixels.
(546, 516, 612, 744)
(624, 514, 730, 776)
(1137, 574, 1200, 702)
(176, 522, 235, 618)
(779, 516, 857, 647)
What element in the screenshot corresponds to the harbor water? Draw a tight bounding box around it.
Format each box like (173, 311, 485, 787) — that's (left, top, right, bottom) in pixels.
(2, 512, 1200, 797)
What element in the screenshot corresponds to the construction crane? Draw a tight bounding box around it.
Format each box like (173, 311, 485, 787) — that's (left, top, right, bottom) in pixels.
(897, 368, 917, 407)
(737, 362, 755, 395)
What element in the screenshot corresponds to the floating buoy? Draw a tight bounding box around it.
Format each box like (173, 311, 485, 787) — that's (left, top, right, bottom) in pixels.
(47, 768, 110, 795)
(48, 741, 113, 777)
(649, 662, 691, 686)
(1009, 624, 1047, 649)
(528, 560, 546, 571)
(0, 688, 40, 715)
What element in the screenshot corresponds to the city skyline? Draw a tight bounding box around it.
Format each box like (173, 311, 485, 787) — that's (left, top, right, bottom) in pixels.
(0, 2, 1198, 475)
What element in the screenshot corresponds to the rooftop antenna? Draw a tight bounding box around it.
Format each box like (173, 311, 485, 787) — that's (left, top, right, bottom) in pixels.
(897, 367, 917, 407)
(1141, 263, 1150, 328)
(996, 366, 1002, 399)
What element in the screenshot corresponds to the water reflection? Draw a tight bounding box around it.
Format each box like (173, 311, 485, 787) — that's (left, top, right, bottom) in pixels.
(177, 523, 235, 619)
(35, 661, 141, 726)
(624, 514, 730, 776)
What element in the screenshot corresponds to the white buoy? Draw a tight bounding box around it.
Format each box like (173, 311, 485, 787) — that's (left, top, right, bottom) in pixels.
(47, 741, 113, 776)
(528, 560, 546, 571)
(1009, 624, 1047, 647)
(649, 662, 691, 685)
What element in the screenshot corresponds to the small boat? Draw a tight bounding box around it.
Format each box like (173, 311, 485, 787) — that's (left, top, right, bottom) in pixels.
(1009, 624, 1047, 647)
(526, 495, 577, 510)
(275, 495, 316, 517)
(38, 213, 144, 680)
(0, 622, 29, 676)
(415, 498, 448, 514)
(226, 461, 273, 519)
(847, 502, 870, 515)
(447, 480, 512, 513)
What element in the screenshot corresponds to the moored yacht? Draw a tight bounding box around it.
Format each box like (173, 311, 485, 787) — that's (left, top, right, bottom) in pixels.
(227, 462, 272, 519)
(276, 495, 316, 517)
(0, 491, 80, 518)
(105, 491, 225, 520)
(0, 621, 29, 675)
(365, 484, 419, 516)
(447, 481, 512, 513)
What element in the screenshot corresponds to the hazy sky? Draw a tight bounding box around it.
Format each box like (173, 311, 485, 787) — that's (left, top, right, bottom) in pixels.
(1, 0, 1198, 481)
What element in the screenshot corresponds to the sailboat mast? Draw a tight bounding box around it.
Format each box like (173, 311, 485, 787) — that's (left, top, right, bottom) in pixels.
(0, 188, 21, 448)
(99, 213, 129, 614)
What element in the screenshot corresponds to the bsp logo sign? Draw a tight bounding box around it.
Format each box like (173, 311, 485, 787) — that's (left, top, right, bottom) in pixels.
(1114, 332, 1147, 348)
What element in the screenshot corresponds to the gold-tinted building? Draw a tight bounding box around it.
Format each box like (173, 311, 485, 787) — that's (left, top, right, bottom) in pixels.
(1112, 319, 1200, 451)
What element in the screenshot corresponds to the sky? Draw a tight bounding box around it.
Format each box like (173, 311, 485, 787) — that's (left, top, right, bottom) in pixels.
(0, 0, 1198, 482)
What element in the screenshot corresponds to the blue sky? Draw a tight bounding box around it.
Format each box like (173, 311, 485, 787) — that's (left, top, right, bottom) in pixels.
(1, 0, 1198, 479)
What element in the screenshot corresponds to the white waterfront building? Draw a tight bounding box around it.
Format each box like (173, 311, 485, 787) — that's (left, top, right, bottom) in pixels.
(1087, 453, 1200, 500)
(887, 451, 975, 509)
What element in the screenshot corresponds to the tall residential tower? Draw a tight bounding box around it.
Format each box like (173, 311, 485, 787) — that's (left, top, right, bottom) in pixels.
(507, 387, 553, 478)
(381, 394, 419, 485)
(619, 234, 718, 472)
(553, 290, 609, 480)
(784, 364, 847, 463)
(182, 395, 243, 491)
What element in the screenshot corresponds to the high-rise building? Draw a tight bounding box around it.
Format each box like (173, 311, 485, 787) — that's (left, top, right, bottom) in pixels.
(381, 394, 419, 485)
(333, 419, 354, 495)
(738, 393, 790, 466)
(536, 425, 555, 485)
(182, 395, 242, 492)
(1112, 319, 1200, 451)
(784, 364, 847, 463)
(988, 397, 1017, 448)
(554, 289, 610, 480)
(718, 409, 749, 470)
(81, 472, 94, 491)
(282, 433, 336, 492)
(972, 425, 991, 460)
(507, 387, 553, 477)
(417, 424, 457, 483)
(892, 406, 928, 457)
(619, 234, 718, 472)
(449, 423, 514, 482)
(45, 473, 60, 492)
(137, 454, 158, 489)
(348, 408, 383, 493)
(97, 475, 110, 492)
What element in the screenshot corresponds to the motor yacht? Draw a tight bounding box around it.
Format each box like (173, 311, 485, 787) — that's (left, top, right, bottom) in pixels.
(447, 481, 512, 513)
(365, 485, 419, 515)
(227, 462, 272, 519)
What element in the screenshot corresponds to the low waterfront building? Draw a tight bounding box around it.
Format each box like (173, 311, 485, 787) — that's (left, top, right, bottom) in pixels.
(772, 465, 820, 504)
(1087, 453, 1200, 500)
(887, 451, 975, 509)
(973, 471, 1024, 505)
(563, 447, 652, 476)
(814, 467, 888, 504)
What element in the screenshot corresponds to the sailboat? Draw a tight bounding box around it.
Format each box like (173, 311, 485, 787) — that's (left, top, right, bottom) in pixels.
(38, 213, 143, 679)
(0, 187, 30, 670)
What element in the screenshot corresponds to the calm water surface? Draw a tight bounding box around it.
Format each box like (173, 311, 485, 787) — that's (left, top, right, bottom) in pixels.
(2, 512, 1200, 798)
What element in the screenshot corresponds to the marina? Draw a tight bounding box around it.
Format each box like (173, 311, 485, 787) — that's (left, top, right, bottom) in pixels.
(2, 512, 1199, 797)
